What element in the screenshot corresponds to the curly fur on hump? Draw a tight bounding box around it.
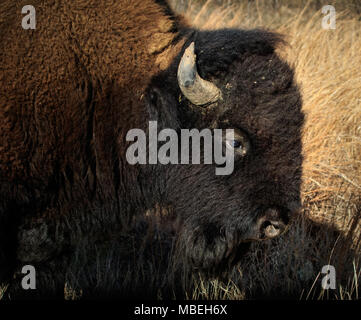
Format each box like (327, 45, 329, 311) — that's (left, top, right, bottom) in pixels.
(0, 0, 303, 298)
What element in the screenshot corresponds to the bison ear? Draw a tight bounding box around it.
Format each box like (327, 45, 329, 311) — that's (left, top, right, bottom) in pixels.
(177, 42, 221, 106)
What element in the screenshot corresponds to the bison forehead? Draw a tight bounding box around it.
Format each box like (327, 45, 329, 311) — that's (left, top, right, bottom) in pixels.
(174, 31, 302, 137)
(212, 55, 303, 133)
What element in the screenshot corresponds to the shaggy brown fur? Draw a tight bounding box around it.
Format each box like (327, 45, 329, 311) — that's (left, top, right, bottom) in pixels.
(0, 0, 187, 283)
(0, 0, 304, 298)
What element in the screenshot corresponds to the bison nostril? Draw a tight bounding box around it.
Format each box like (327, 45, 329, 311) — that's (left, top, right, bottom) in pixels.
(261, 220, 285, 239)
(251, 207, 291, 241)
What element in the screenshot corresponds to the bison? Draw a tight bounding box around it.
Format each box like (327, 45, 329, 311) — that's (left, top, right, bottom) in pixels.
(0, 0, 304, 298)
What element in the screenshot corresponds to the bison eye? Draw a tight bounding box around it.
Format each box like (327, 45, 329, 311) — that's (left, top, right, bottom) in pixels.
(226, 139, 243, 152)
(230, 140, 242, 148)
(224, 130, 250, 157)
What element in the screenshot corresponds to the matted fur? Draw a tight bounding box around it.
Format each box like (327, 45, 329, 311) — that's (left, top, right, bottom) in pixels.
(0, 0, 303, 298)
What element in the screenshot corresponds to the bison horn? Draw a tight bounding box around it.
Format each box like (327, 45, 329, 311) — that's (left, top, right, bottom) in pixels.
(177, 42, 221, 106)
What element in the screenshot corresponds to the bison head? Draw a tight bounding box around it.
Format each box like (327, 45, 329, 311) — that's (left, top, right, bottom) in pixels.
(145, 29, 304, 273)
